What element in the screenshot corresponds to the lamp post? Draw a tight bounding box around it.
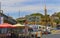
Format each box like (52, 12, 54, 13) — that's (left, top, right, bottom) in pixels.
(24, 20, 28, 38)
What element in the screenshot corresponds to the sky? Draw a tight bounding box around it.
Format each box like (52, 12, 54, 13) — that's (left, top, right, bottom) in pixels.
(0, 0, 60, 19)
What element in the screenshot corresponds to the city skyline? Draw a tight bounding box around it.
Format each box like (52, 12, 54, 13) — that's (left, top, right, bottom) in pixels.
(0, 0, 60, 19)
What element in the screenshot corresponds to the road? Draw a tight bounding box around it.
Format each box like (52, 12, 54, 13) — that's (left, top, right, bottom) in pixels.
(51, 30, 60, 34)
(42, 34, 60, 38)
(42, 30, 60, 38)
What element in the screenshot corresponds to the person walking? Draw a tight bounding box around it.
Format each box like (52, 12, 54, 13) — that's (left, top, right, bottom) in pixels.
(10, 32, 18, 38)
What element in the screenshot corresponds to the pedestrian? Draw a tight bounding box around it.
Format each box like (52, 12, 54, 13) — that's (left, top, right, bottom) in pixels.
(10, 32, 18, 38)
(6, 31, 11, 38)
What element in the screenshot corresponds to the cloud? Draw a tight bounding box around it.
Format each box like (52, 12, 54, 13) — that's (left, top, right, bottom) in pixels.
(0, 0, 60, 19)
(2, 4, 41, 13)
(2, 4, 60, 16)
(1, 0, 42, 13)
(2, 0, 42, 7)
(1, 0, 27, 7)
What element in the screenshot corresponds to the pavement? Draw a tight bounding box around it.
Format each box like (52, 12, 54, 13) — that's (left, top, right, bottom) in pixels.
(42, 30, 60, 38)
(42, 34, 60, 38)
(32, 29, 60, 38)
(51, 30, 60, 34)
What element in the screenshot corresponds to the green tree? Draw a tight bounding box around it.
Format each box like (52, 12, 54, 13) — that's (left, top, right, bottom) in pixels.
(56, 12, 60, 19)
(30, 13, 44, 18)
(52, 12, 60, 24)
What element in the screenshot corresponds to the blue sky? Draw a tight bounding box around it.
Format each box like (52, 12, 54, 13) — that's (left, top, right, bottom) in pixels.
(0, 0, 60, 19)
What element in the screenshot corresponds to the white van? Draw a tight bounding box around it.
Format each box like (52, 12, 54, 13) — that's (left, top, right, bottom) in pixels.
(28, 25, 46, 38)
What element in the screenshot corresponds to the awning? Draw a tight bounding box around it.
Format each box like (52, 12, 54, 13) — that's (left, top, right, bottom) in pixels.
(13, 23, 25, 28)
(0, 23, 15, 28)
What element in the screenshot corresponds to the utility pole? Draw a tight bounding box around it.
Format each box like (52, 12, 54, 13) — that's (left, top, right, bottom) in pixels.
(0, 2, 3, 13)
(0, 2, 1, 10)
(19, 10, 20, 18)
(0, 2, 1, 13)
(0, 2, 4, 34)
(0, 2, 4, 24)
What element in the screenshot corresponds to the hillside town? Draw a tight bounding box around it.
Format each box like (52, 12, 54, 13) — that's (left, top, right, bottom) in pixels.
(0, 5, 60, 38)
(0, 0, 60, 38)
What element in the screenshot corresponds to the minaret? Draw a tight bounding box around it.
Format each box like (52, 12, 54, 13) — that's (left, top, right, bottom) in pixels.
(44, 0, 47, 16)
(44, 5, 47, 16)
(44, 0, 47, 26)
